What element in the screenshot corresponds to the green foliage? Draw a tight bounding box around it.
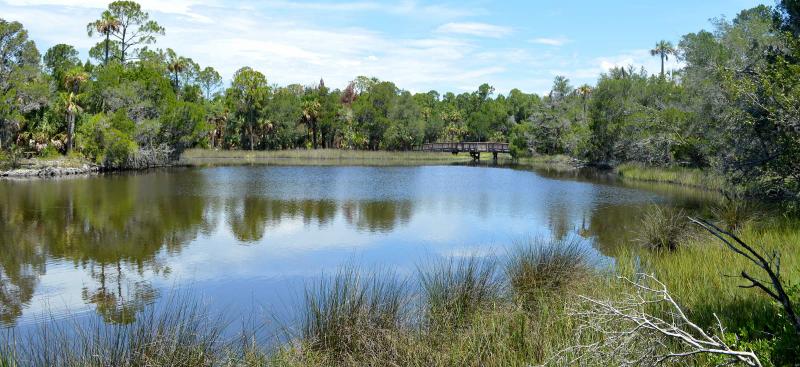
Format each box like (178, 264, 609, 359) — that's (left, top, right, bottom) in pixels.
(159, 99, 209, 153)
(77, 112, 137, 167)
(43, 44, 81, 86)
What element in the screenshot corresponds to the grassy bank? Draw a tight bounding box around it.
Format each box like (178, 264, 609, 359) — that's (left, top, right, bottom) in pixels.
(179, 149, 475, 167)
(617, 162, 726, 191)
(3, 216, 798, 366)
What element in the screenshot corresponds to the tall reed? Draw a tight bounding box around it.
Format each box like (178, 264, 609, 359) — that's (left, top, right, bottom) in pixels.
(418, 256, 501, 331)
(506, 236, 591, 309)
(301, 266, 409, 359)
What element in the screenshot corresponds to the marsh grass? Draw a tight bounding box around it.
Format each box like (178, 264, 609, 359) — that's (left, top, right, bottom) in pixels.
(636, 204, 693, 251)
(506, 236, 591, 309)
(617, 162, 726, 191)
(620, 218, 800, 363)
(302, 266, 409, 360)
(419, 257, 501, 331)
(0, 295, 237, 367)
(711, 196, 760, 232)
(180, 148, 472, 167)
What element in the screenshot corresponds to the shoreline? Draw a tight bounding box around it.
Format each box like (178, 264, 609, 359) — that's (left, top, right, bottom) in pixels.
(1, 150, 722, 194)
(0, 162, 100, 178)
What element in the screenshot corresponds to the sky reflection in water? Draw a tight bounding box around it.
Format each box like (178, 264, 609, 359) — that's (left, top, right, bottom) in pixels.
(0, 165, 715, 327)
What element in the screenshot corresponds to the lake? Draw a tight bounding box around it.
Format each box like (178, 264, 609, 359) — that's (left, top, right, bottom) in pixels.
(0, 164, 717, 328)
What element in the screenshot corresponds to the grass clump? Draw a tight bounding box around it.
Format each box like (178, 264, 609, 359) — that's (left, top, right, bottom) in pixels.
(419, 257, 501, 331)
(711, 195, 760, 232)
(506, 236, 591, 309)
(636, 205, 693, 251)
(302, 266, 408, 360)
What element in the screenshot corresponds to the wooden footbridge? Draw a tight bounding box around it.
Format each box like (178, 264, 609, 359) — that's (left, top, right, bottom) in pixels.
(417, 142, 510, 160)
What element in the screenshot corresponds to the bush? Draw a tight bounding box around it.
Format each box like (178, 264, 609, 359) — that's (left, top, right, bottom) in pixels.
(77, 113, 138, 168)
(711, 194, 760, 232)
(102, 128, 138, 168)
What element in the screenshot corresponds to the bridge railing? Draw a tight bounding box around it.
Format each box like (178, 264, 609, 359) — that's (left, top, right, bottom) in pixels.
(418, 142, 510, 153)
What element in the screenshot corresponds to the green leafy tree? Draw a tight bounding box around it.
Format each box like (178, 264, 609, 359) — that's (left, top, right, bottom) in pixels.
(0, 19, 48, 150)
(226, 67, 270, 150)
(63, 68, 89, 151)
(43, 44, 81, 87)
(89, 1, 165, 64)
(197, 66, 222, 100)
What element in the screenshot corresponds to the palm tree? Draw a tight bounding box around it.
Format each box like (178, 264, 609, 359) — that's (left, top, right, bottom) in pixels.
(62, 92, 83, 153)
(650, 40, 676, 78)
(576, 84, 593, 121)
(87, 11, 121, 66)
(301, 99, 322, 149)
(63, 69, 88, 152)
(167, 57, 188, 91)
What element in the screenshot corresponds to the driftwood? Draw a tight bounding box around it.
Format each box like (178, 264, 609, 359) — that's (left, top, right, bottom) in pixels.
(558, 273, 761, 366)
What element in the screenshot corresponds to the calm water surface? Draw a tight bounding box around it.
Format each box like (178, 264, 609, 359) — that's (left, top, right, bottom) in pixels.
(0, 165, 717, 327)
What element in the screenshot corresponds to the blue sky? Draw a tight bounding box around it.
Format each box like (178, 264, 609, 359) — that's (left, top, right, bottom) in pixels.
(1, 0, 766, 95)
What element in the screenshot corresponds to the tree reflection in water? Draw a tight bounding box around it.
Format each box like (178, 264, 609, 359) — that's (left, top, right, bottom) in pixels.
(0, 166, 718, 327)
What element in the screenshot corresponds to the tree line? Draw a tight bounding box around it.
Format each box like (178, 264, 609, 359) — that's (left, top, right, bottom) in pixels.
(2, 0, 800, 201)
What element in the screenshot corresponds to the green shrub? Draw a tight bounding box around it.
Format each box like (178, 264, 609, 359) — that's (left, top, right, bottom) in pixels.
(38, 145, 60, 158)
(102, 128, 137, 168)
(77, 113, 138, 168)
(711, 196, 759, 232)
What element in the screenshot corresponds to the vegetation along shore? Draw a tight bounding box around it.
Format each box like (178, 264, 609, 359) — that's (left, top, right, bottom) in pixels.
(2, 0, 800, 207)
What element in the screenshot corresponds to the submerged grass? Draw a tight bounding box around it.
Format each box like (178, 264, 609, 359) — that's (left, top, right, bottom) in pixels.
(180, 148, 473, 167)
(617, 162, 726, 191)
(2, 296, 233, 367)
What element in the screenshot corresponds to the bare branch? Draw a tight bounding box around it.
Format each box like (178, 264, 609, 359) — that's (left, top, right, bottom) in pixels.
(550, 273, 762, 367)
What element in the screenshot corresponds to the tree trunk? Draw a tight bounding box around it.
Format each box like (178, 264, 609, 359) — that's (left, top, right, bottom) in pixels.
(250, 125, 255, 151)
(312, 121, 318, 149)
(120, 27, 127, 63)
(660, 54, 665, 78)
(67, 112, 75, 152)
(104, 33, 110, 65)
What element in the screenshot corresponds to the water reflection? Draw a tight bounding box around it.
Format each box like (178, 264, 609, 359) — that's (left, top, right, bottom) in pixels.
(0, 165, 717, 327)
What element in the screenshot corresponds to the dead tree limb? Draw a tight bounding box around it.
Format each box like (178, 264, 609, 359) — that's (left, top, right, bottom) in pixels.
(561, 273, 762, 367)
(690, 218, 800, 336)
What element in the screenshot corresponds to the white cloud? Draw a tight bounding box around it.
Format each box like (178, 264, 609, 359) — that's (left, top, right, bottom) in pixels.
(435, 22, 512, 38)
(3, 0, 215, 22)
(547, 49, 685, 88)
(530, 36, 570, 46)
